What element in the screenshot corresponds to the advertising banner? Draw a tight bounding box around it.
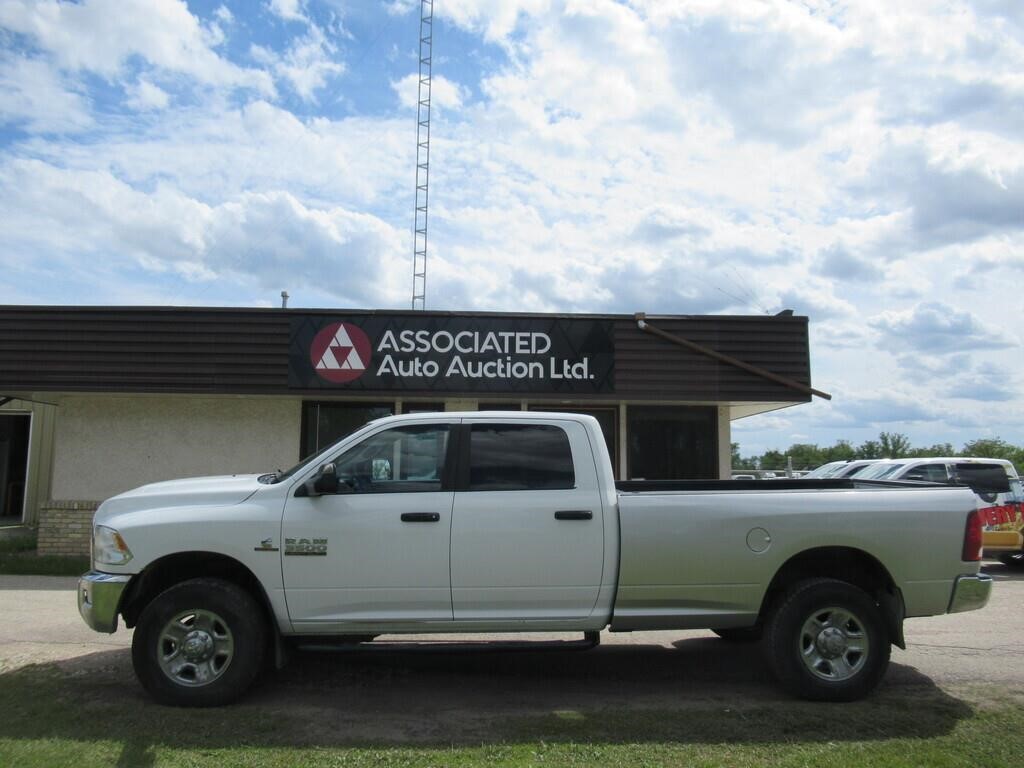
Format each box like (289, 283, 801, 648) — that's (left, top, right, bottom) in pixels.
(289, 314, 614, 394)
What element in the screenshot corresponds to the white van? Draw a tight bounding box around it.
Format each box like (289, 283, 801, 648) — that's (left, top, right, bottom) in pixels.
(853, 457, 1023, 565)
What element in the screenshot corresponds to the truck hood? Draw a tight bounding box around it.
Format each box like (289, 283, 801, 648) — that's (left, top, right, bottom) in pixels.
(96, 474, 264, 521)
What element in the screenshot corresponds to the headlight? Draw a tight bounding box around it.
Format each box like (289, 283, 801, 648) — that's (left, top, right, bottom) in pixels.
(93, 525, 133, 566)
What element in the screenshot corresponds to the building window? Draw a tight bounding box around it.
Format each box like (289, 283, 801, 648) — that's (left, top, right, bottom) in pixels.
(301, 402, 394, 458)
(627, 406, 717, 480)
(468, 424, 575, 491)
(478, 402, 523, 411)
(528, 405, 617, 473)
(402, 402, 446, 414)
(0, 414, 30, 520)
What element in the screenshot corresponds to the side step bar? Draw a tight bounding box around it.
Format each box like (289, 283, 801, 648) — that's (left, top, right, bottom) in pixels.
(296, 631, 601, 654)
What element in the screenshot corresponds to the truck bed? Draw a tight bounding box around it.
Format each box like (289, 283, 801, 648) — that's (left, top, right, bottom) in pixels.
(615, 478, 941, 493)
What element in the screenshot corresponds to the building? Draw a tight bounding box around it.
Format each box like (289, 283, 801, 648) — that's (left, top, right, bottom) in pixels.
(0, 305, 826, 554)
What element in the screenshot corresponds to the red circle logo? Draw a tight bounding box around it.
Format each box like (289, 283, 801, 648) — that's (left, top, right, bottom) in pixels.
(310, 322, 372, 383)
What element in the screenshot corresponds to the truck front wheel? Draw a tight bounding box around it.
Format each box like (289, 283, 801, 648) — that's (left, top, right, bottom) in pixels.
(764, 577, 890, 702)
(131, 578, 267, 707)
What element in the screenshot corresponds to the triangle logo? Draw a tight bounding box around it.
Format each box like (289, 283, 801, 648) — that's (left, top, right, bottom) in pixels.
(310, 322, 372, 384)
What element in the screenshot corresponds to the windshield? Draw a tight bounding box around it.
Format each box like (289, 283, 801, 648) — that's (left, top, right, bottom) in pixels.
(258, 418, 380, 484)
(853, 462, 904, 479)
(803, 461, 845, 479)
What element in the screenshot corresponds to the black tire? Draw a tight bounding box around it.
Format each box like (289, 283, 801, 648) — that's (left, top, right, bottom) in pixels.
(764, 577, 890, 702)
(131, 578, 267, 707)
(711, 626, 762, 643)
(998, 552, 1024, 569)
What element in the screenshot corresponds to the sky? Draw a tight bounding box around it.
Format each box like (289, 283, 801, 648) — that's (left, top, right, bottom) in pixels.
(0, 0, 1022, 456)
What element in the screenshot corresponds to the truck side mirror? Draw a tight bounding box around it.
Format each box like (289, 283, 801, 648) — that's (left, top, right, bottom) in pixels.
(297, 463, 348, 497)
(313, 463, 340, 494)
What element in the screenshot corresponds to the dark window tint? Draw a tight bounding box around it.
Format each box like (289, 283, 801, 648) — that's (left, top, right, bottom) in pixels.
(469, 424, 574, 491)
(902, 464, 949, 482)
(955, 463, 1010, 500)
(529, 405, 617, 476)
(628, 406, 717, 480)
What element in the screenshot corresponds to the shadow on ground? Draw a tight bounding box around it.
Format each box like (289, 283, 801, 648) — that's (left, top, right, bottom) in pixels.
(982, 561, 1024, 582)
(0, 635, 975, 762)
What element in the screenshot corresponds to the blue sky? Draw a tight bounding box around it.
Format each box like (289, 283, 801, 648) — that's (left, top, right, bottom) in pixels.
(1, 0, 1022, 456)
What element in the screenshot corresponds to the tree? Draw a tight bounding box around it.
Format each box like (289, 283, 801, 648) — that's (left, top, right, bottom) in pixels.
(909, 443, 954, 458)
(879, 432, 911, 459)
(857, 440, 883, 459)
(961, 438, 1024, 474)
(961, 438, 1016, 459)
(761, 450, 787, 470)
(785, 443, 825, 470)
(822, 440, 856, 463)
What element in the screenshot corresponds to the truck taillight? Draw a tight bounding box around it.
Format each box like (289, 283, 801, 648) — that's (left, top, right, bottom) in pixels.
(963, 509, 983, 562)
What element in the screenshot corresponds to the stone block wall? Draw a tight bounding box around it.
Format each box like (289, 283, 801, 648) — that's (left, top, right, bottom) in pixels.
(37, 501, 99, 557)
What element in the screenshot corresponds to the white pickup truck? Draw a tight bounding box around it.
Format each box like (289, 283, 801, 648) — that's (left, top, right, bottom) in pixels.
(78, 412, 993, 706)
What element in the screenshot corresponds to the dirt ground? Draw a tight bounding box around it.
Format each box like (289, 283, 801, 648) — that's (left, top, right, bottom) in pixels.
(1, 562, 1021, 743)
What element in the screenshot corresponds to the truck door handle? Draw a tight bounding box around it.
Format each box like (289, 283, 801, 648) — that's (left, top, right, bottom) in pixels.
(401, 512, 441, 523)
(554, 510, 593, 521)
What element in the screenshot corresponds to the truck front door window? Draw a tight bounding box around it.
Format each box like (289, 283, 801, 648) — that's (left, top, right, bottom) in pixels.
(332, 425, 450, 493)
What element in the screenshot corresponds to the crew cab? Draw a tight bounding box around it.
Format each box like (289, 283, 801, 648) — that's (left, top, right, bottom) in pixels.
(78, 412, 993, 706)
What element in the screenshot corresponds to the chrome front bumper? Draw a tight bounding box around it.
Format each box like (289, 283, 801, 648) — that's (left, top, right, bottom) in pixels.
(78, 571, 132, 633)
(948, 573, 993, 614)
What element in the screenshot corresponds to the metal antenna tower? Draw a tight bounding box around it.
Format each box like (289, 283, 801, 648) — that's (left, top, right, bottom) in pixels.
(410, 0, 433, 310)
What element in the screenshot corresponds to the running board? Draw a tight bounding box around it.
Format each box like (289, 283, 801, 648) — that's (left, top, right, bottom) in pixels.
(296, 631, 601, 654)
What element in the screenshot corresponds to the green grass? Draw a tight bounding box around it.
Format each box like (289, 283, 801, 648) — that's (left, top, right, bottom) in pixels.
(0, 532, 89, 576)
(0, 659, 1020, 768)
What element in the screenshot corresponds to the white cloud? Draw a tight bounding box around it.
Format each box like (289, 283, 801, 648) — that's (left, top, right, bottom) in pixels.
(391, 73, 468, 111)
(0, 54, 92, 132)
(0, 0, 273, 94)
(0, 158, 406, 306)
(268, 0, 308, 23)
(125, 79, 170, 111)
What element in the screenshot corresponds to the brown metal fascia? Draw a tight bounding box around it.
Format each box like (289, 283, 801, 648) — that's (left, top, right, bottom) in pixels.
(634, 313, 832, 401)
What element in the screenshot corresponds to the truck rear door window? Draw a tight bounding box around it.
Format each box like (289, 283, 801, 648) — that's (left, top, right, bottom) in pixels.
(468, 424, 575, 491)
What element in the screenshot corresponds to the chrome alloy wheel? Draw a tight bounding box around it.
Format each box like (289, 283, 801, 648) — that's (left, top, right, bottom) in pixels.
(798, 606, 869, 682)
(157, 609, 235, 687)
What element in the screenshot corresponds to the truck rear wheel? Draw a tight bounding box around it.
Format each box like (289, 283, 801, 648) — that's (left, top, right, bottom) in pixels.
(764, 577, 889, 702)
(131, 578, 266, 707)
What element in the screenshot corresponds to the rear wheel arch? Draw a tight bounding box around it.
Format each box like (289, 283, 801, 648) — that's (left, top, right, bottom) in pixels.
(758, 546, 904, 648)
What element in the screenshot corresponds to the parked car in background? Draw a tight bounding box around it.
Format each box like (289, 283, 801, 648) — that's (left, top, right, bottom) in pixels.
(982, 476, 1024, 567)
(803, 459, 886, 479)
(851, 458, 1022, 565)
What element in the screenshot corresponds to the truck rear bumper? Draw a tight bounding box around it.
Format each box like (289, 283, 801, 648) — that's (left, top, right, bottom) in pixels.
(78, 571, 132, 633)
(947, 573, 993, 614)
